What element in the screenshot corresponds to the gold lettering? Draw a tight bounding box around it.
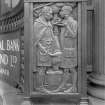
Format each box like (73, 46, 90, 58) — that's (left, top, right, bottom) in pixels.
(7, 40, 11, 51)
(7, 39, 20, 52)
(0, 68, 9, 76)
(0, 40, 5, 51)
(0, 54, 8, 65)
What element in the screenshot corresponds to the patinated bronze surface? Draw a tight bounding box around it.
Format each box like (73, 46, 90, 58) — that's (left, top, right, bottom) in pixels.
(33, 2, 78, 94)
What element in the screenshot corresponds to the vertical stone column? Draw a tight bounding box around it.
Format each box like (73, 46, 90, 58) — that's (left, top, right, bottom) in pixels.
(87, 6, 93, 72)
(0, 0, 1, 16)
(88, 0, 105, 100)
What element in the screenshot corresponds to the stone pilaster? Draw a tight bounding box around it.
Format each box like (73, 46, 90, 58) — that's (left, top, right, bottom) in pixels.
(88, 0, 105, 100)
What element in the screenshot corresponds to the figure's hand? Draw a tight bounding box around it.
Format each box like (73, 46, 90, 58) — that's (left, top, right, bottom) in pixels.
(52, 17, 61, 24)
(52, 21, 65, 26)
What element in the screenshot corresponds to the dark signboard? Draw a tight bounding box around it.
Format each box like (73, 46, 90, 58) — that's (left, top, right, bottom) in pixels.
(0, 32, 20, 84)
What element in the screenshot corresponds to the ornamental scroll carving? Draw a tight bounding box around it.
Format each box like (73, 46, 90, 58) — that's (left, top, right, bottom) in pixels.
(33, 2, 78, 94)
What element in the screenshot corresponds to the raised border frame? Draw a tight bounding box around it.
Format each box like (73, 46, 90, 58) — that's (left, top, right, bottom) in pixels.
(24, 0, 88, 104)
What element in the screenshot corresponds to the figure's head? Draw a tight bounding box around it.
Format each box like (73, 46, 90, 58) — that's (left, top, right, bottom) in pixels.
(60, 6, 72, 18)
(41, 6, 53, 21)
(52, 5, 60, 14)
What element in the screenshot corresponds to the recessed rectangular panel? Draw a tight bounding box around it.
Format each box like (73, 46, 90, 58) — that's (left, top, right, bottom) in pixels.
(32, 2, 79, 94)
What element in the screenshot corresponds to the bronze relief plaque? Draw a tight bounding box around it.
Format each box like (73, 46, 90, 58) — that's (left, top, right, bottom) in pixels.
(32, 2, 78, 94)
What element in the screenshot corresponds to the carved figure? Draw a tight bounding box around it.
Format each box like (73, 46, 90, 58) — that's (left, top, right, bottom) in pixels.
(34, 6, 62, 57)
(59, 5, 77, 92)
(33, 6, 62, 90)
(33, 4, 78, 93)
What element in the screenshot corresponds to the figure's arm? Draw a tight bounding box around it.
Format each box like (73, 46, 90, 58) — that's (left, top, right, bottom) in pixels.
(33, 23, 48, 54)
(66, 21, 77, 37)
(33, 27, 47, 46)
(52, 22, 65, 27)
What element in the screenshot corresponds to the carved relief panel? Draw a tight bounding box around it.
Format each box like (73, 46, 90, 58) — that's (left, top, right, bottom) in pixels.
(33, 2, 78, 94)
(24, 0, 88, 104)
